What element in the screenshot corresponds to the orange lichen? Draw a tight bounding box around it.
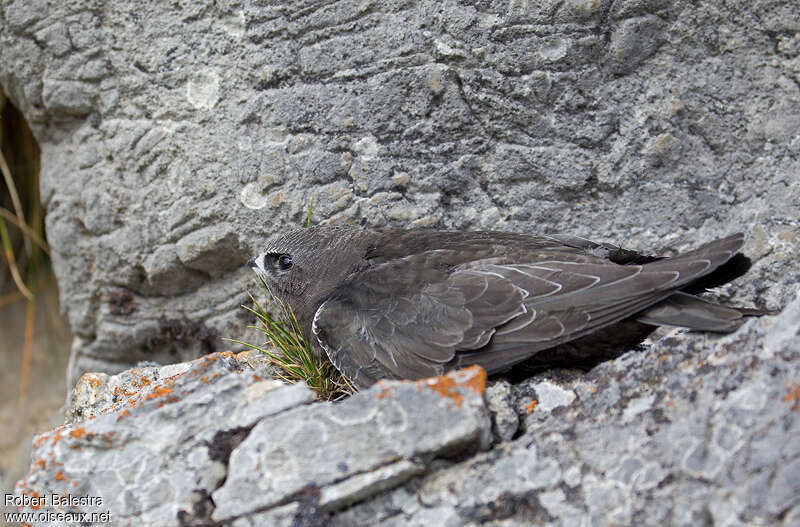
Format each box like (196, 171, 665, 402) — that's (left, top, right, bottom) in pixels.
(131, 375, 153, 389)
(418, 366, 487, 407)
(783, 382, 800, 411)
(374, 367, 488, 406)
(113, 385, 140, 405)
(235, 350, 250, 360)
(526, 400, 539, 413)
(35, 459, 46, 469)
(55, 471, 64, 481)
(27, 491, 41, 510)
(69, 428, 87, 440)
(51, 432, 65, 447)
(374, 382, 394, 400)
(145, 385, 173, 400)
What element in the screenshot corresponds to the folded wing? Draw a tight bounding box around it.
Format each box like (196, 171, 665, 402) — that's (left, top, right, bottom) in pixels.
(313, 234, 745, 387)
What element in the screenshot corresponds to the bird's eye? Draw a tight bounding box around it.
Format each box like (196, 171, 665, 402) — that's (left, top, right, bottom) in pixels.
(278, 254, 293, 271)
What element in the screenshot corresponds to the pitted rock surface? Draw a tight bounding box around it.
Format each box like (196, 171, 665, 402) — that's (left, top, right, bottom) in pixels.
(331, 295, 800, 527)
(0, 0, 798, 383)
(15, 360, 491, 526)
(14, 296, 800, 526)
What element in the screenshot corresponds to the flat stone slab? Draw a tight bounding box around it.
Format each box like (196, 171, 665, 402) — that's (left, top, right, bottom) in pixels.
(13, 352, 314, 526)
(13, 357, 489, 526)
(211, 366, 490, 521)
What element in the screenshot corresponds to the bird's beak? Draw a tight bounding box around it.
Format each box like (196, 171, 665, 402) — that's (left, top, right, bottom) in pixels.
(247, 257, 257, 270)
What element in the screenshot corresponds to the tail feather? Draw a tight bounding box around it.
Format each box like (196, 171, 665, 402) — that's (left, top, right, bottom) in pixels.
(637, 292, 745, 332)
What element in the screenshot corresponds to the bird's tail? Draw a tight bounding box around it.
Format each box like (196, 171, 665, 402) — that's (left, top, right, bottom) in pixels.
(634, 232, 759, 332)
(636, 292, 751, 332)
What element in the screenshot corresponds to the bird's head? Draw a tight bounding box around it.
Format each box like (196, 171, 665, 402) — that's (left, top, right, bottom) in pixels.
(248, 225, 372, 333)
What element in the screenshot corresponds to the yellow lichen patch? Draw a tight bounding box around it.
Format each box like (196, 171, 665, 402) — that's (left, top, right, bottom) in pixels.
(526, 400, 539, 414)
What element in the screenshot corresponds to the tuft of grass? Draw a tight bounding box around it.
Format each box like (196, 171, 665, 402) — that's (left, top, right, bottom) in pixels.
(228, 277, 355, 401)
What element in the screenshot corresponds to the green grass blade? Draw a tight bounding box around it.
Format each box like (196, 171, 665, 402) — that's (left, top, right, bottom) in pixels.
(305, 196, 314, 228)
(231, 279, 355, 400)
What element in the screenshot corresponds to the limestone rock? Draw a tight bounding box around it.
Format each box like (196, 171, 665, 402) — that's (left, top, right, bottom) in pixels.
(15, 360, 491, 526)
(0, 0, 796, 384)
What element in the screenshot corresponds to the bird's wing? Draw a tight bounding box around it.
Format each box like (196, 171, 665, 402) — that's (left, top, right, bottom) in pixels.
(311, 249, 528, 388)
(453, 233, 745, 372)
(314, 233, 744, 387)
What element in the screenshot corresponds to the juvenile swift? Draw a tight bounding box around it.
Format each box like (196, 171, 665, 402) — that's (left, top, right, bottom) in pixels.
(249, 227, 752, 389)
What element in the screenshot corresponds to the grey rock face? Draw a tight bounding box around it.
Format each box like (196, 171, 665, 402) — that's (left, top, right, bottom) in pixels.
(14, 359, 490, 526)
(16, 298, 798, 526)
(15, 352, 316, 526)
(485, 381, 519, 442)
(1, 0, 798, 383)
(213, 366, 491, 521)
(332, 294, 800, 527)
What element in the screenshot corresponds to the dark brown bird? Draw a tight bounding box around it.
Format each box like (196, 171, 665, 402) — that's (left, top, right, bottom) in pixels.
(248, 226, 752, 389)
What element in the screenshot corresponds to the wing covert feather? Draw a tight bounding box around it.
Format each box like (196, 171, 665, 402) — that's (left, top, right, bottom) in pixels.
(312, 252, 528, 388)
